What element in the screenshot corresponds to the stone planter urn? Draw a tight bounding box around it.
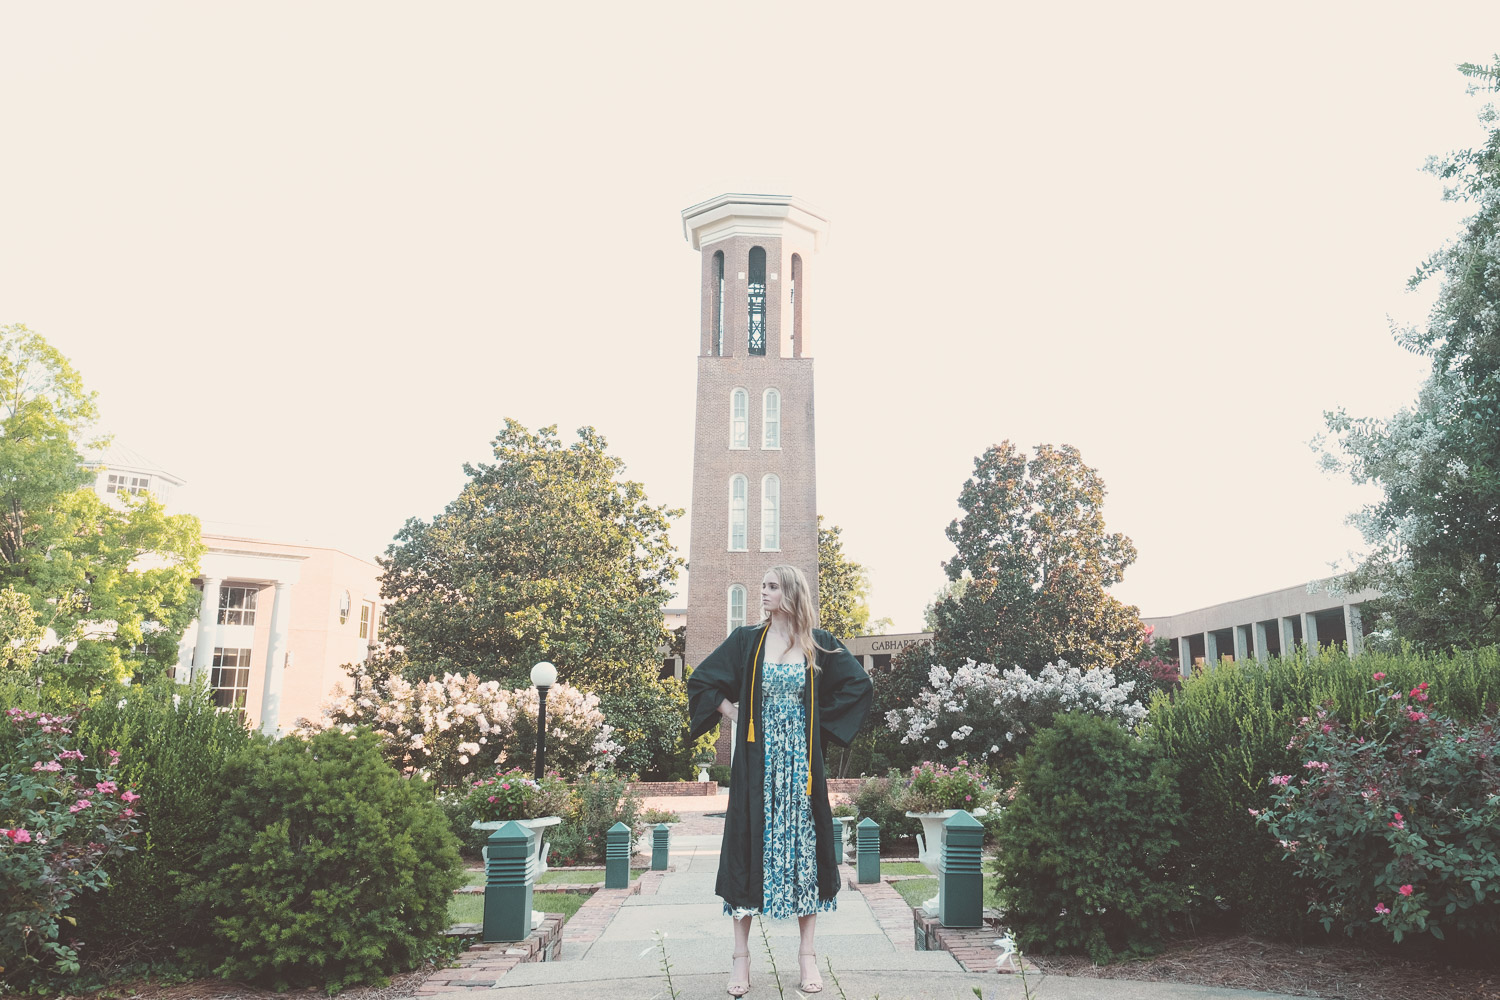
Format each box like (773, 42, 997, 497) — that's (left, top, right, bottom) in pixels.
(904, 808, 989, 913)
(473, 815, 563, 929)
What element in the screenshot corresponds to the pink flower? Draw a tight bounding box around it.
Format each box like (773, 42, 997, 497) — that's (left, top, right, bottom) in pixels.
(1279, 839, 1299, 852)
(1247, 808, 1260, 817)
(1388, 812, 1405, 830)
(487, 795, 498, 803)
(106, 749, 121, 762)
(1399, 884, 1413, 896)
(1374, 902, 1391, 915)
(95, 781, 117, 794)
(120, 790, 140, 803)
(1303, 761, 1330, 772)
(1373, 672, 1387, 681)
(10, 829, 31, 843)
(121, 809, 136, 818)
(32, 761, 62, 772)
(1270, 775, 1292, 786)
(965, 795, 972, 801)
(1408, 711, 1426, 722)
(69, 799, 93, 813)
(501, 783, 511, 790)
(57, 749, 85, 761)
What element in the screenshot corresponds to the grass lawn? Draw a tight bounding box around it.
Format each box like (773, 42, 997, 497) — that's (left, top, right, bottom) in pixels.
(463, 867, 647, 886)
(890, 877, 1002, 911)
(449, 890, 589, 925)
(880, 861, 932, 876)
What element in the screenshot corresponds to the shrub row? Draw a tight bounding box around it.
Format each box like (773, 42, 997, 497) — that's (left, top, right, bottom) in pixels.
(1, 678, 463, 994)
(990, 643, 1500, 963)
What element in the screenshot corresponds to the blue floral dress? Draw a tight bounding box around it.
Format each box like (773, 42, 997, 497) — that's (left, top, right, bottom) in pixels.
(724, 659, 837, 919)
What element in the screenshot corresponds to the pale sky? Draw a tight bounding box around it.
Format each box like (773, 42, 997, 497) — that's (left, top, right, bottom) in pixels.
(2, 3, 1495, 633)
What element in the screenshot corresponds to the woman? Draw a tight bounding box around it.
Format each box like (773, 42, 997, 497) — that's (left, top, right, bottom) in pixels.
(686, 565, 873, 996)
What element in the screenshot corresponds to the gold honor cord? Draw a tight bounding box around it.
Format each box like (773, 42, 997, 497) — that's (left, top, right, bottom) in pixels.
(806, 662, 815, 795)
(746, 625, 767, 743)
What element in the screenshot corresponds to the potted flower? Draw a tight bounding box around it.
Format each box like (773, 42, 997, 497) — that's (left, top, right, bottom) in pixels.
(466, 767, 573, 882)
(895, 760, 994, 911)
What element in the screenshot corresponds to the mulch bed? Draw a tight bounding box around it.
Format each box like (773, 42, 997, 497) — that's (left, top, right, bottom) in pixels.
(1031, 933, 1500, 1000)
(6, 969, 434, 1000)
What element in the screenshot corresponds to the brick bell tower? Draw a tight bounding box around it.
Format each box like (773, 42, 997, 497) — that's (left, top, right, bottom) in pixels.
(680, 193, 830, 764)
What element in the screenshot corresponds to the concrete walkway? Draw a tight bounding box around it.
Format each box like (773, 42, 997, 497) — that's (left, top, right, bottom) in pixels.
(481, 791, 1306, 1000)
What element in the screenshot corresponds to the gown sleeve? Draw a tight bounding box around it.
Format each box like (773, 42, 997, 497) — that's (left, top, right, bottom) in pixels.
(815, 632, 873, 749)
(686, 627, 746, 741)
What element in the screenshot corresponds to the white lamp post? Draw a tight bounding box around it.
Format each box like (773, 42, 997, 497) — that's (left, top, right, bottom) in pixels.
(530, 661, 557, 780)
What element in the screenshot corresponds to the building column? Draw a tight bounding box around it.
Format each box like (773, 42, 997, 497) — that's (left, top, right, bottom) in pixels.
(1343, 603, 1365, 658)
(1301, 612, 1320, 653)
(1177, 636, 1192, 679)
(1280, 617, 1298, 656)
(862, 654, 875, 674)
(259, 582, 294, 738)
(1253, 622, 1269, 664)
(191, 576, 221, 686)
(1233, 625, 1249, 664)
(1203, 631, 1219, 668)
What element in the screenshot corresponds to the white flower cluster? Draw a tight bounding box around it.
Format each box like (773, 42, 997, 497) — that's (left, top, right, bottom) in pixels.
(887, 658, 1147, 760)
(301, 668, 621, 784)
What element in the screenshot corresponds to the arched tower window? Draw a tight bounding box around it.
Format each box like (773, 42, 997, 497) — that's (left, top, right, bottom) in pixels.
(790, 253, 803, 357)
(713, 250, 725, 356)
(747, 246, 766, 355)
(761, 474, 780, 551)
(727, 584, 746, 633)
(730, 388, 749, 449)
(729, 475, 748, 551)
(762, 388, 780, 449)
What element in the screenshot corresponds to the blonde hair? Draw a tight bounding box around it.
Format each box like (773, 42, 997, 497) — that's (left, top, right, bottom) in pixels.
(764, 564, 836, 672)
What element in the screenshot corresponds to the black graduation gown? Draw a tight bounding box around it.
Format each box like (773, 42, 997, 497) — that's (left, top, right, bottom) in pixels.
(686, 624, 874, 912)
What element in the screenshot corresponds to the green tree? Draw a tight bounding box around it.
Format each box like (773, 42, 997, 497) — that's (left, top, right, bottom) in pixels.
(380, 419, 683, 691)
(1321, 59, 1500, 651)
(0, 324, 203, 699)
(817, 515, 889, 638)
(928, 441, 1145, 673)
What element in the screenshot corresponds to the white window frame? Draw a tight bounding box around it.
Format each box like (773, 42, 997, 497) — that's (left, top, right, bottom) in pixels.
(217, 586, 258, 626)
(210, 646, 253, 714)
(106, 473, 151, 496)
(359, 602, 375, 639)
(762, 388, 781, 449)
(729, 475, 748, 551)
(727, 584, 746, 633)
(761, 474, 780, 551)
(730, 387, 749, 449)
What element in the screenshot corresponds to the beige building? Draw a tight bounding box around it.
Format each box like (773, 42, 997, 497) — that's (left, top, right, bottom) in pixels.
(84, 447, 382, 735)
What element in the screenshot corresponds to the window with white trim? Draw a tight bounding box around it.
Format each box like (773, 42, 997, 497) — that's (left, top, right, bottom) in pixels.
(359, 602, 376, 639)
(762, 388, 780, 449)
(729, 475, 748, 551)
(106, 473, 151, 496)
(730, 388, 749, 449)
(217, 586, 258, 626)
(210, 647, 252, 714)
(761, 474, 780, 550)
(728, 584, 746, 633)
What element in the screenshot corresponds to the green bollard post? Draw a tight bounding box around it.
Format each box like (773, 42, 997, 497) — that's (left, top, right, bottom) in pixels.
(938, 809, 985, 928)
(856, 817, 880, 884)
(652, 822, 670, 870)
(606, 820, 632, 888)
(483, 821, 536, 942)
(831, 816, 846, 864)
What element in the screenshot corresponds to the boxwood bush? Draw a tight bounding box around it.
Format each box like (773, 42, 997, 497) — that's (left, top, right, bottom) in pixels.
(190, 728, 463, 992)
(994, 713, 1184, 963)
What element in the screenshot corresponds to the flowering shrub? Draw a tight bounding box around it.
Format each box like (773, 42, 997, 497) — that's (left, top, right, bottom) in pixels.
(887, 658, 1148, 761)
(465, 767, 572, 822)
(302, 660, 621, 786)
(995, 712, 1184, 963)
(0, 708, 141, 985)
(1255, 675, 1500, 943)
(545, 771, 645, 865)
(894, 759, 993, 813)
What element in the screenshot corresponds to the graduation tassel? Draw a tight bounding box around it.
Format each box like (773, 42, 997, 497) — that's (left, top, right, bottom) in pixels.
(747, 626, 766, 743)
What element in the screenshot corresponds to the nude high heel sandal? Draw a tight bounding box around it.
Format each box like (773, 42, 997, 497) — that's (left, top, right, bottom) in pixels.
(728, 950, 751, 996)
(798, 952, 823, 993)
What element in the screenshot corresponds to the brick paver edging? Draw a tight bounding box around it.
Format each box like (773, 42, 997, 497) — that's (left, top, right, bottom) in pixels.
(844, 873, 917, 952)
(416, 914, 565, 995)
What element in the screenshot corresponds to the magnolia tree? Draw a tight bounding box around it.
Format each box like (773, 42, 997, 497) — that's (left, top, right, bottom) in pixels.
(887, 659, 1149, 761)
(300, 660, 621, 786)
